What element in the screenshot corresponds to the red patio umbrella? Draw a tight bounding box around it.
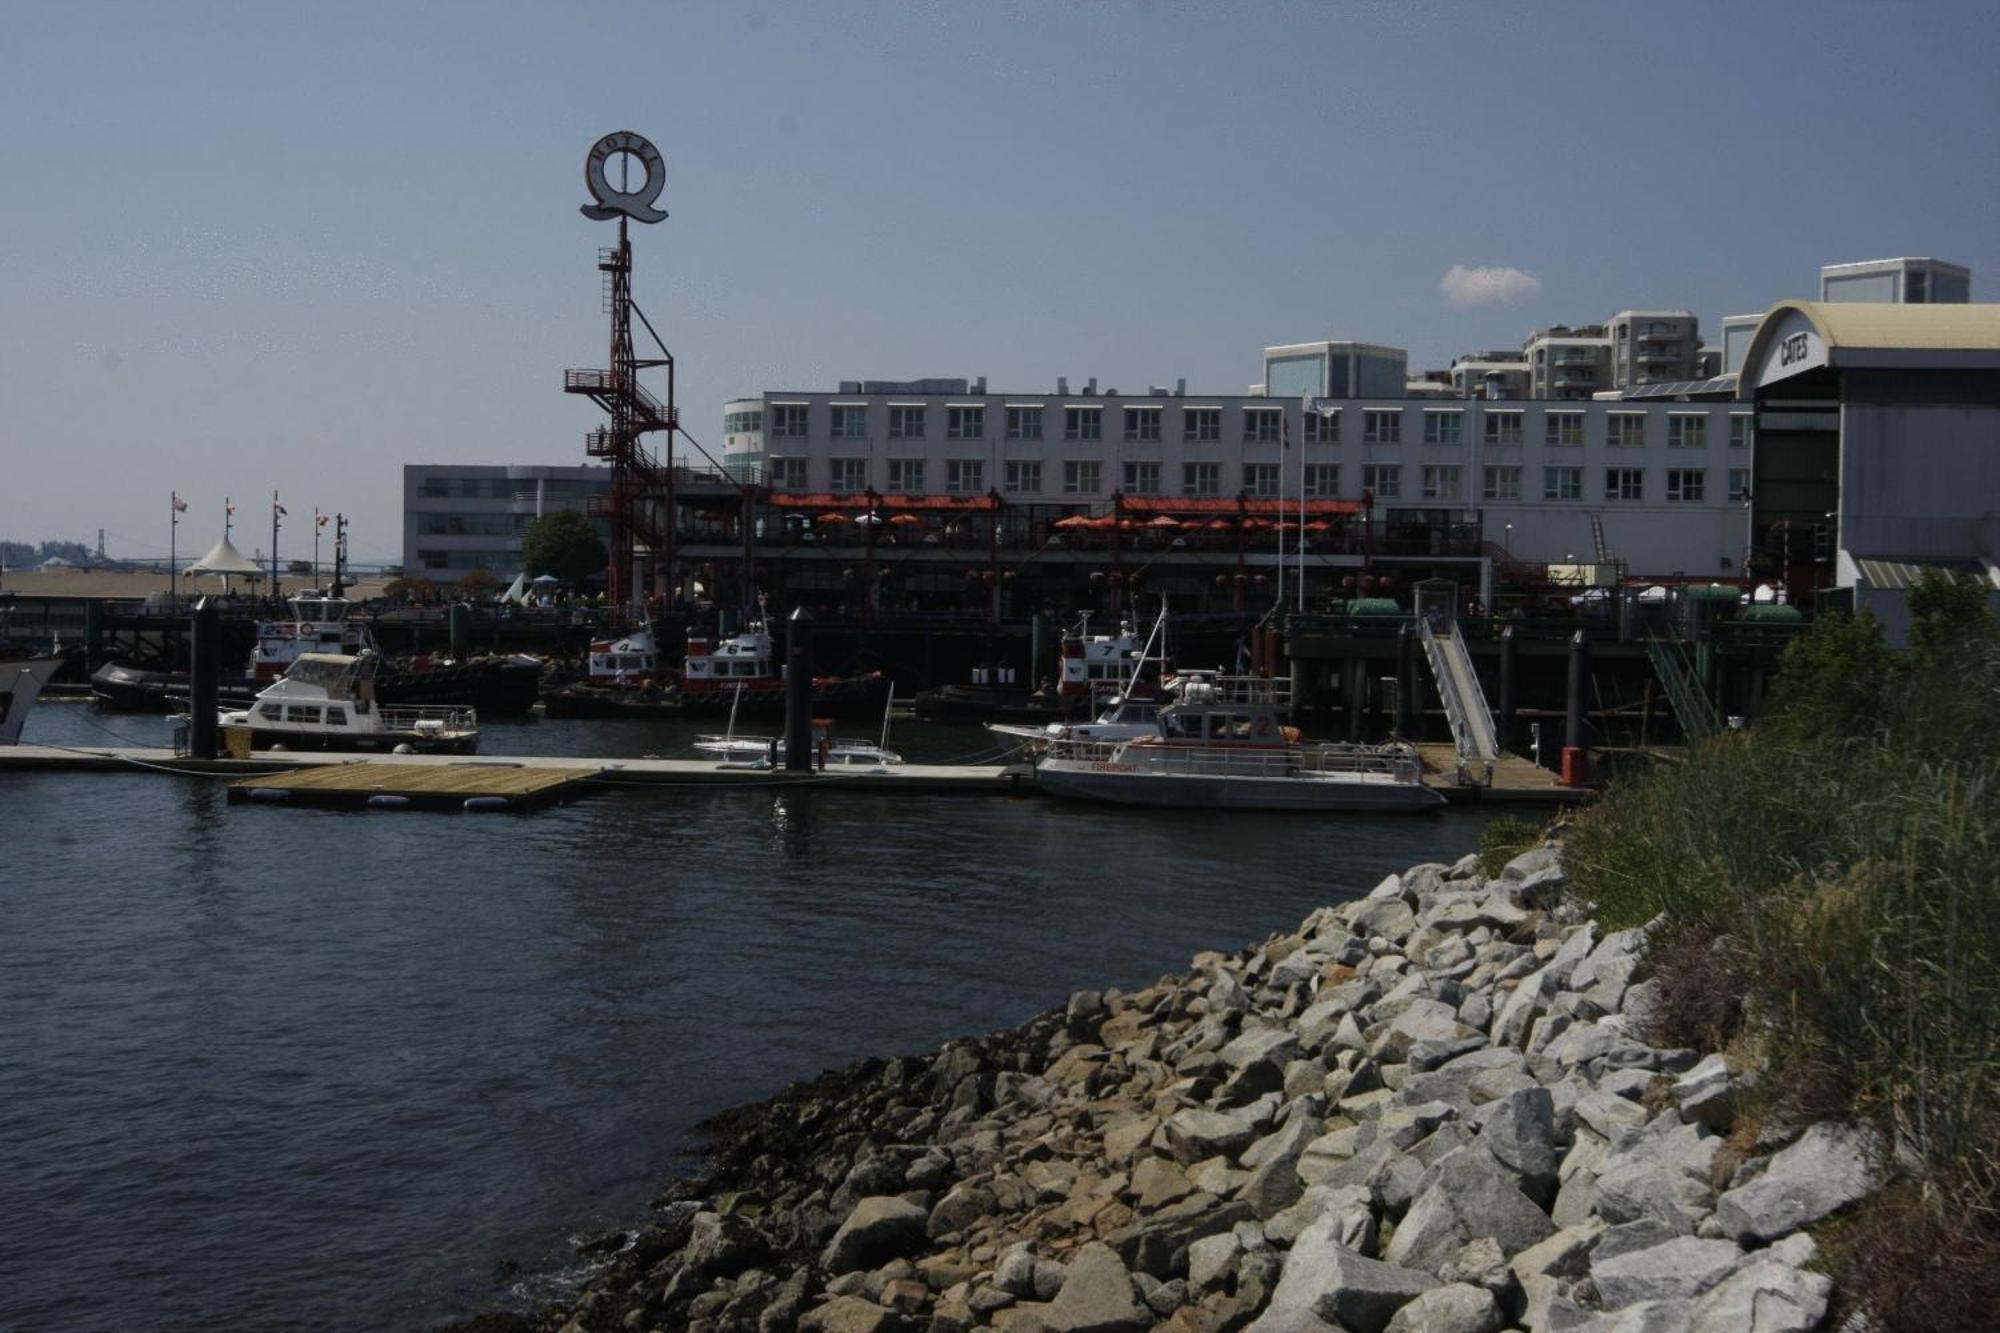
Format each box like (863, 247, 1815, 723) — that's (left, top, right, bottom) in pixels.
(1147, 515, 1181, 528)
(816, 512, 853, 524)
(1205, 518, 1234, 531)
(887, 513, 926, 526)
(1053, 514, 1093, 530)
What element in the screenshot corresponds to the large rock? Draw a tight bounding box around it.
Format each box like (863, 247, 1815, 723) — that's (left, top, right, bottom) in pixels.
(821, 1195, 929, 1273)
(927, 1181, 999, 1239)
(1164, 1108, 1259, 1165)
(1133, 1155, 1196, 1211)
(1237, 1116, 1315, 1219)
(1715, 1121, 1883, 1242)
(1382, 1147, 1554, 1273)
(1589, 1236, 1744, 1309)
(1044, 1241, 1149, 1333)
(1479, 1086, 1558, 1201)
(1222, 1026, 1303, 1070)
(1251, 1213, 1438, 1333)
(799, 1295, 897, 1333)
(1686, 1248, 1832, 1332)
(1106, 1195, 1255, 1278)
(1382, 1282, 1504, 1333)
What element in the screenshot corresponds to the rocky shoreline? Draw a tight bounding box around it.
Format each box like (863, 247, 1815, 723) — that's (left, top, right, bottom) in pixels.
(467, 846, 1874, 1333)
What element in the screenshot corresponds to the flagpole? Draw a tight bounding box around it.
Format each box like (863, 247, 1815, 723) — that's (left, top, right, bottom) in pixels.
(313, 511, 321, 588)
(271, 490, 281, 599)
(1276, 407, 1287, 613)
(169, 495, 177, 604)
(1298, 401, 1308, 613)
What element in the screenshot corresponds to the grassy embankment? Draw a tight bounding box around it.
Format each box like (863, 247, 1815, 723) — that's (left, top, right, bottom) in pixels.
(1553, 572, 1999, 1331)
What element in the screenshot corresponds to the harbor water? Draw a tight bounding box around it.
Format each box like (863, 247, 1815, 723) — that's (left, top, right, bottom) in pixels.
(1, 702, 1503, 1331)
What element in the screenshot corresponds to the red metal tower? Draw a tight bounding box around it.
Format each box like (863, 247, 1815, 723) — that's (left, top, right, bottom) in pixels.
(564, 132, 678, 617)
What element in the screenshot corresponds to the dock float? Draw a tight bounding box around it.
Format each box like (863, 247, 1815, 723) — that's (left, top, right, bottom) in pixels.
(1413, 743, 1588, 804)
(229, 762, 593, 811)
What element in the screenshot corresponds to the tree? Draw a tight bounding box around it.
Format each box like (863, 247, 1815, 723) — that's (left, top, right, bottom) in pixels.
(1906, 566, 1997, 667)
(520, 510, 607, 587)
(383, 576, 441, 605)
(1765, 610, 1896, 742)
(456, 568, 503, 600)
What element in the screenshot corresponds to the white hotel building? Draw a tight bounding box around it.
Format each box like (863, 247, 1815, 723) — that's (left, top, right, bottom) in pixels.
(723, 357, 1756, 580)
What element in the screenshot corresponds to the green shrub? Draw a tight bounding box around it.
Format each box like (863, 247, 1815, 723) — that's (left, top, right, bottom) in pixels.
(1476, 815, 1544, 877)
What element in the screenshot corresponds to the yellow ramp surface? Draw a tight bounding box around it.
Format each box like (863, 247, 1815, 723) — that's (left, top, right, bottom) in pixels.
(230, 762, 588, 804)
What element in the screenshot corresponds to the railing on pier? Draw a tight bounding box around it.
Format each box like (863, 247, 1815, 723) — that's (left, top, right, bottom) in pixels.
(1416, 614, 1500, 784)
(376, 704, 479, 733)
(1644, 637, 1718, 741)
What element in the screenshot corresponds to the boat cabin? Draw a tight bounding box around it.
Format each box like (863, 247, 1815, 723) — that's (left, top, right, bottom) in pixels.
(682, 622, 778, 692)
(585, 629, 658, 685)
(1152, 674, 1298, 745)
(251, 592, 367, 679)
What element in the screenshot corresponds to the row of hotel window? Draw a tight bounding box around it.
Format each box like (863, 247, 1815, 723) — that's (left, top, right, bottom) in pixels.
(770, 458, 1750, 504)
(738, 404, 1750, 448)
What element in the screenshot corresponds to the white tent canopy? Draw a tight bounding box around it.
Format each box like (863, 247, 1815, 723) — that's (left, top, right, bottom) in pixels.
(497, 572, 529, 605)
(186, 536, 264, 577)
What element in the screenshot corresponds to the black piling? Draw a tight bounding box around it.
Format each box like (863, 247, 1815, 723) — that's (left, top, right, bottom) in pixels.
(785, 606, 814, 772)
(1563, 630, 1590, 785)
(189, 597, 220, 760)
(1395, 625, 1418, 739)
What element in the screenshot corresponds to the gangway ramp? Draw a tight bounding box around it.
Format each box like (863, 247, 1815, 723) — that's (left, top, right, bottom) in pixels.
(1412, 581, 1500, 785)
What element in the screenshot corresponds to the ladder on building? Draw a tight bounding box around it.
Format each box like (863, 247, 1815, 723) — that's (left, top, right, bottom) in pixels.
(1645, 637, 1718, 742)
(1417, 613, 1501, 784)
(1590, 513, 1611, 563)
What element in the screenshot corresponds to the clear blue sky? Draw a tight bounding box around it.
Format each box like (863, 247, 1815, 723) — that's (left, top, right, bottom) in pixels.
(3, 0, 1995, 565)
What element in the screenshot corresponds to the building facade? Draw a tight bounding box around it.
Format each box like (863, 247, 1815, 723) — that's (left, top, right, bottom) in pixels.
(1524, 326, 1613, 400)
(720, 384, 1754, 578)
(1608, 310, 1702, 388)
(1820, 257, 1972, 305)
(401, 464, 610, 581)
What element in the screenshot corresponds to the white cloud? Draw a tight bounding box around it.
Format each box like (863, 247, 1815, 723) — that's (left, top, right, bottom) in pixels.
(1440, 264, 1542, 308)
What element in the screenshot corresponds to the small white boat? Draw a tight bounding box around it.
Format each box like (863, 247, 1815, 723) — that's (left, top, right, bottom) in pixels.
(1035, 674, 1441, 812)
(216, 652, 480, 754)
(693, 727, 902, 768)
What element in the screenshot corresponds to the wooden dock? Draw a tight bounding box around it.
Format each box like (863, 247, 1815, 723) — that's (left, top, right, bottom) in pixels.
(1413, 743, 1588, 804)
(229, 762, 594, 811)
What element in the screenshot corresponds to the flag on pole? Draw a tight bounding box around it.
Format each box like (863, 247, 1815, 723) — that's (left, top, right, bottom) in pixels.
(316, 511, 329, 528)
(172, 494, 188, 513)
(273, 501, 287, 516)
(225, 499, 236, 516)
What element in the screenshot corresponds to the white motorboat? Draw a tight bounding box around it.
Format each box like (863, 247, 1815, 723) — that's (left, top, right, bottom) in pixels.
(1035, 674, 1442, 812)
(692, 728, 902, 767)
(216, 652, 480, 754)
(989, 606, 1172, 748)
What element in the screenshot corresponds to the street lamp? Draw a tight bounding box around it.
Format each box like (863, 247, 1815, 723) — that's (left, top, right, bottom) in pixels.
(1503, 523, 1514, 560)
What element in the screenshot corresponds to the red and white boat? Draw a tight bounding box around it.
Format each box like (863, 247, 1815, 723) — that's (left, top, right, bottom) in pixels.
(250, 593, 370, 681)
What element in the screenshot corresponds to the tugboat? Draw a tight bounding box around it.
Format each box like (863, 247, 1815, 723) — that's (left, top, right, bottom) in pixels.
(1035, 673, 1441, 812)
(213, 652, 480, 754)
(541, 617, 891, 721)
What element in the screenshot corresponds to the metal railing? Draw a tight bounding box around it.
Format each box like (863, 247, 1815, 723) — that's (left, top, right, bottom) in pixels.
(376, 704, 478, 732)
(1644, 637, 1717, 741)
(1416, 613, 1499, 779)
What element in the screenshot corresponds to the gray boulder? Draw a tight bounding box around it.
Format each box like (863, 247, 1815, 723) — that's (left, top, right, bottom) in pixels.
(1382, 1146, 1554, 1273)
(1715, 1120, 1883, 1242)
(1589, 1235, 1744, 1309)
(1687, 1251, 1833, 1332)
(1165, 1107, 1259, 1165)
(1480, 1086, 1559, 1201)
(1106, 1195, 1255, 1278)
(1382, 1282, 1504, 1333)
(820, 1195, 929, 1274)
(1044, 1241, 1150, 1333)
(1253, 1213, 1438, 1333)
(926, 1181, 998, 1238)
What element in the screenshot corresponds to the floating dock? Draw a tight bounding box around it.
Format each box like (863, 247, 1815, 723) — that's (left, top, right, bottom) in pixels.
(0, 742, 1585, 806)
(229, 762, 593, 811)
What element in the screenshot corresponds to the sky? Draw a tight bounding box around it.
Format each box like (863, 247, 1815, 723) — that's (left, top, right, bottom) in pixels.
(2, 0, 1996, 566)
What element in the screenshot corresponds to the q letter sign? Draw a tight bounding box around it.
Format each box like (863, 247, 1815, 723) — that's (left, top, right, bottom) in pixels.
(581, 131, 668, 224)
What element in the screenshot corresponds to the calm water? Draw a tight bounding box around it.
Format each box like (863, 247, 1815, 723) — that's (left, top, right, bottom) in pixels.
(1, 702, 1499, 1331)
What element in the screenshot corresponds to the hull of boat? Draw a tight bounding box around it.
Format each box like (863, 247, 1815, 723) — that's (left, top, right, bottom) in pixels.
(93, 658, 540, 716)
(546, 674, 894, 721)
(912, 685, 1073, 725)
(1035, 760, 1444, 812)
(239, 727, 479, 756)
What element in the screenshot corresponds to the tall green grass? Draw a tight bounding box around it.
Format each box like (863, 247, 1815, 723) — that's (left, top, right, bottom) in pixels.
(1565, 624, 2000, 1193)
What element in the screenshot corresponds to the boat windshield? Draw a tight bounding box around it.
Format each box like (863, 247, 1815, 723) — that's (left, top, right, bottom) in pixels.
(285, 658, 358, 695)
(291, 597, 351, 623)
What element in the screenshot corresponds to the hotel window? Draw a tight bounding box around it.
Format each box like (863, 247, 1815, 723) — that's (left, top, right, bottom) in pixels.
(1363, 410, 1402, 445)
(1304, 463, 1340, 497)
(1728, 468, 1752, 502)
(1546, 413, 1584, 447)
(1123, 407, 1161, 442)
(1183, 408, 1221, 442)
(1244, 463, 1281, 497)
(1483, 412, 1523, 447)
(887, 459, 925, 493)
(946, 459, 984, 493)
(947, 406, 985, 439)
(830, 458, 868, 493)
(1422, 465, 1463, 501)
(1608, 414, 1646, 448)
(829, 405, 867, 439)
(1362, 463, 1401, 499)
(1668, 415, 1707, 449)
(1666, 468, 1705, 502)
(769, 405, 808, 438)
(1730, 415, 1753, 449)
(1483, 466, 1522, 501)
(888, 406, 926, 439)
(770, 457, 807, 490)
(1063, 460, 1101, 494)
(1005, 406, 1043, 440)
(1064, 407, 1102, 441)
(1544, 466, 1582, 500)
(1244, 409, 1282, 443)
(1182, 462, 1220, 497)
(1304, 409, 1338, 443)
(1004, 460, 1042, 494)
(1423, 411, 1463, 446)
(1122, 460, 1160, 495)
(1606, 467, 1645, 501)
